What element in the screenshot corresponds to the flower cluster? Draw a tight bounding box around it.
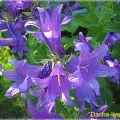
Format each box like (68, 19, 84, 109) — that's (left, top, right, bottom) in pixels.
(0, 0, 120, 119)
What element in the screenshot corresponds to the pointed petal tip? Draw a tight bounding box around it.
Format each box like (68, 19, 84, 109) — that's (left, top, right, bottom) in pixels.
(56, 4, 63, 13)
(79, 32, 84, 37)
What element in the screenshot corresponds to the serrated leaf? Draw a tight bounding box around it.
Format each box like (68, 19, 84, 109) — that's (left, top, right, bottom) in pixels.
(74, 13, 99, 28)
(78, 1, 97, 12)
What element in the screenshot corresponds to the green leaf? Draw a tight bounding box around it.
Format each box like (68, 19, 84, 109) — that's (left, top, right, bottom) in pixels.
(61, 17, 80, 35)
(62, 36, 77, 49)
(56, 100, 79, 119)
(108, 104, 120, 113)
(98, 78, 113, 105)
(78, 1, 97, 12)
(96, 6, 115, 25)
(24, 34, 49, 64)
(111, 42, 120, 61)
(106, 22, 120, 32)
(0, 32, 3, 38)
(74, 13, 99, 28)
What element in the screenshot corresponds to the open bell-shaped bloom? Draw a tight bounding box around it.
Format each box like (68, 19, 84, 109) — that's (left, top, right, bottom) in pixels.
(32, 61, 73, 106)
(29, 62, 52, 108)
(67, 43, 117, 111)
(2, 59, 42, 98)
(0, 22, 28, 58)
(74, 32, 93, 52)
(25, 4, 73, 58)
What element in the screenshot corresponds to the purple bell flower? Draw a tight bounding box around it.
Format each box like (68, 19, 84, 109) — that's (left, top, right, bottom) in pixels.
(25, 4, 73, 58)
(5, 0, 32, 18)
(104, 54, 120, 85)
(74, 32, 93, 52)
(2, 59, 41, 98)
(0, 22, 28, 58)
(103, 32, 120, 47)
(27, 100, 63, 119)
(32, 61, 73, 106)
(67, 43, 117, 111)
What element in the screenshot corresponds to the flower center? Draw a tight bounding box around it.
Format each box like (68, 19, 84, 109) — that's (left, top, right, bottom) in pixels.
(81, 64, 89, 72)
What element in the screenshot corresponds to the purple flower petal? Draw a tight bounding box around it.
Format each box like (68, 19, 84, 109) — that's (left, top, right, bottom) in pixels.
(51, 61, 66, 76)
(5, 0, 32, 17)
(5, 83, 20, 98)
(39, 62, 52, 79)
(74, 42, 89, 56)
(74, 32, 93, 53)
(85, 104, 108, 118)
(25, 20, 40, 29)
(25, 4, 72, 58)
(6, 22, 28, 58)
(61, 16, 73, 25)
(18, 75, 28, 93)
(31, 77, 50, 89)
(74, 81, 98, 112)
(3, 71, 17, 81)
(65, 55, 79, 74)
(28, 100, 62, 119)
(32, 32, 45, 42)
(7, 22, 23, 40)
(90, 44, 108, 63)
(103, 54, 120, 85)
(95, 64, 118, 77)
(33, 61, 73, 106)
(0, 20, 7, 30)
(69, 43, 117, 111)
(104, 32, 120, 47)
(3, 60, 42, 98)
(45, 102, 55, 113)
(30, 89, 44, 97)
(0, 38, 15, 47)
